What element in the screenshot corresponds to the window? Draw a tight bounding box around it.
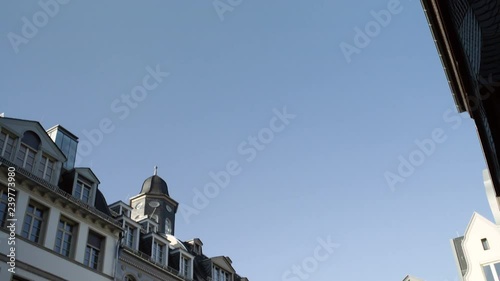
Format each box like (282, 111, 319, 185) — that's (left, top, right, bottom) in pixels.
(482, 262, 500, 281)
(0, 131, 15, 160)
(0, 188, 9, 227)
(75, 178, 92, 204)
(165, 218, 172, 234)
(213, 266, 230, 281)
(482, 238, 490, 250)
(15, 144, 36, 171)
(84, 231, 104, 270)
(152, 240, 165, 264)
(54, 218, 75, 257)
(21, 202, 45, 243)
(181, 256, 191, 277)
(37, 155, 54, 181)
(124, 224, 135, 248)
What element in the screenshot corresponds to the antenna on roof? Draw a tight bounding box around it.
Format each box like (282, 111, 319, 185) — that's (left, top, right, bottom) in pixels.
(154, 166, 158, 176)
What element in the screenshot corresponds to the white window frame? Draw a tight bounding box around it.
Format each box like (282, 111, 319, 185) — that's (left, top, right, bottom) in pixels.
(124, 224, 135, 248)
(152, 240, 165, 264)
(38, 155, 55, 181)
(181, 255, 191, 277)
(21, 202, 46, 244)
(16, 144, 36, 171)
(0, 131, 15, 160)
(75, 179, 92, 204)
(54, 218, 75, 257)
(482, 262, 500, 281)
(84, 231, 104, 270)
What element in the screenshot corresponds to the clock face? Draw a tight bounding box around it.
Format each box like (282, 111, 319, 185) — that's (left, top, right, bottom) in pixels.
(166, 205, 172, 212)
(136, 202, 144, 210)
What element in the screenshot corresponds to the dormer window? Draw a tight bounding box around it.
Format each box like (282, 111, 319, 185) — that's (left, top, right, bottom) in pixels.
(180, 255, 192, 278)
(75, 178, 92, 204)
(124, 224, 135, 249)
(152, 240, 165, 264)
(0, 130, 15, 160)
(15, 131, 41, 171)
(37, 155, 54, 181)
(213, 266, 231, 281)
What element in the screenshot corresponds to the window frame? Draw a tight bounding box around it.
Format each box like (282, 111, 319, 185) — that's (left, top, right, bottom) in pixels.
(181, 255, 191, 277)
(15, 144, 37, 172)
(37, 154, 55, 181)
(21, 201, 47, 244)
(84, 230, 105, 271)
(75, 178, 93, 204)
(124, 224, 135, 249)
(54, 217, 76, 258)
(152, 240, 165, 264)
(0, 131, 16, 160)
(482, 262, 500, 281)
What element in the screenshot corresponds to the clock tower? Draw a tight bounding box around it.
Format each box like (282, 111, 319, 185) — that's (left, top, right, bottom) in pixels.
(130, 167, 179, 235)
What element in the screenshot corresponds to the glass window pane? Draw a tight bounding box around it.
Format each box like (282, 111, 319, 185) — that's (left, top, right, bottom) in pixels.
(484, 265, 495, 281)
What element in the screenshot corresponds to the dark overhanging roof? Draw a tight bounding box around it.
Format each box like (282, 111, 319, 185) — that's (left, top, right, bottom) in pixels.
(420, 0, 500, 114)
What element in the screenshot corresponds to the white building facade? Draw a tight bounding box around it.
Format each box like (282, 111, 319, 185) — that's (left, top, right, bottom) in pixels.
(0, 116, 249, 281)
(451, 170, 500, 281)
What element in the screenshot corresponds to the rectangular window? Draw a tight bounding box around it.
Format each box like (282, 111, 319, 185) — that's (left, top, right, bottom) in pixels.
(15, 144, 36, 171)
(181, 256, 190, 277)
(84, 231, 104, 270)
(54, 218, 75, 257)
(213, 266, 230, 281)
(0, 188, 9, 228)
(75, 178, 92, 203)
(124, 224, 134, 248)
(37, 155, 54, 181)
(21, 202, 45, 243)
(152, 240, 164, 264)
(482, 238, 490, 250)
(484, 265, 495, 281)
(0, 131, 15, 160)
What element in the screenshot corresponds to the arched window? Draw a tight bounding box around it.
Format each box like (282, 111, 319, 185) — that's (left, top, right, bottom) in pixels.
(165, 218, 172, 234)
(21, 131, 41, 150)
(15, 131, 41, 171)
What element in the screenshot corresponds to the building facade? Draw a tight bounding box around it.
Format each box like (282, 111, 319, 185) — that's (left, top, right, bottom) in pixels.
(0, 116, 249, 281)
(450, 169, 500, 281)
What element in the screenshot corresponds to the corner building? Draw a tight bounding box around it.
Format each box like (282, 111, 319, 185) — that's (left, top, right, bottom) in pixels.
(0, 115, 249, 281)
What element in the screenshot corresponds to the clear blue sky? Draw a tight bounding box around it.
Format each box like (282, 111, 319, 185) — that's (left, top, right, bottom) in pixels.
(1, 0, 493, 280)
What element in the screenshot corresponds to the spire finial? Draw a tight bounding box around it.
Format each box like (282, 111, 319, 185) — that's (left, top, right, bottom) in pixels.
(154, 166, 158, 176)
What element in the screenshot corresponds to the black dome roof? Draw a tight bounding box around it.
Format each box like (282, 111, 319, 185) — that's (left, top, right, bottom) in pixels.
(140, 175, 169, 196)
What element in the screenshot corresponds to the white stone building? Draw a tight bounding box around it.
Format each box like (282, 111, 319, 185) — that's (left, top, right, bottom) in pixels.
(0, 116, 249, 281)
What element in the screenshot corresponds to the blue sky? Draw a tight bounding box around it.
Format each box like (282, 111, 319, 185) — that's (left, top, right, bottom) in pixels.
(1, 0, 494, 280)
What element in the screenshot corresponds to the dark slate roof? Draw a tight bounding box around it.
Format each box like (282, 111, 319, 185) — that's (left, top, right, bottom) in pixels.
(94, 189, 112, 216)
(140, 175, 169, 196)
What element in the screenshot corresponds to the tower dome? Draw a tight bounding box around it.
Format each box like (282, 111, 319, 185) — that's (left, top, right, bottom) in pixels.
(140, 166, 169, 196)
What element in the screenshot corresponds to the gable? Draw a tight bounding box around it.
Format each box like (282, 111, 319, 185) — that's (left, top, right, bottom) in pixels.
(0, 117, 66, 162)
(75, 167, 100, 184)
(212, 256, 236, 273)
